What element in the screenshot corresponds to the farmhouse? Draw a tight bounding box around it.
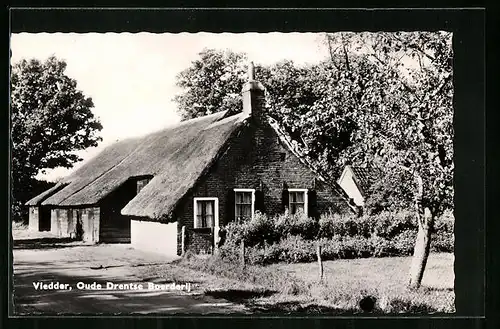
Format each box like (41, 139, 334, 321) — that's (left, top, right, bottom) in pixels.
(26, 63, 356, 256)
(337, 165, 382, 208)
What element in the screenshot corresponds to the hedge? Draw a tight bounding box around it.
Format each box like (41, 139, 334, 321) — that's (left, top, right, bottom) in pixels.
(218, 210, 454, 265)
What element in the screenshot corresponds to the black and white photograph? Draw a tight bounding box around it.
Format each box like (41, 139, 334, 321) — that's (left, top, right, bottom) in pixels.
(10, 21, 458, 315)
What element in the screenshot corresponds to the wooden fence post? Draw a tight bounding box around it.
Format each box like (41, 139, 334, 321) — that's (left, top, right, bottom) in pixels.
(240, 240, 246, 269)
(181, 226, 186, 256)
(317, 242, 323, 282)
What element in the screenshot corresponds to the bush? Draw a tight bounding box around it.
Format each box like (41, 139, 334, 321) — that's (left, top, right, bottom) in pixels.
(392, 230, 418, 256)
(275, 210, 320, 240)
(318, 212, 371, 239)
(433, 210, 454, 234)
(244, 211, 278, 246)
(222, 212, 277, 248)
(370, 235, 396, 257)
(244, 235, 316, 265)
(431, 231, 454, 253)
(371, 211, 417, 239)
(219, 209, 453, 265)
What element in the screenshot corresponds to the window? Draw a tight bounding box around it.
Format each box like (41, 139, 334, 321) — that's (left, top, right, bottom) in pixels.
(234, 189, 255, 221)
(288, 189, 308, 216)
(136, 177, 152, 194)
(193, 198, 219, 228)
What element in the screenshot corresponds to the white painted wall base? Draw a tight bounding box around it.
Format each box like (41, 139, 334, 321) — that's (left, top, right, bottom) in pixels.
(131, 220, 178, 257)
(28, 207, 39, 231)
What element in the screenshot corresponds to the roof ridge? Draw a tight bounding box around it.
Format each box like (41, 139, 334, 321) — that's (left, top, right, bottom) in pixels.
(25, 181, 68, 206)
(120, 113, 250, 219)
(51, 138, 148, 206)
(267, 117, 358, 213)
(49, 112, 229, 206)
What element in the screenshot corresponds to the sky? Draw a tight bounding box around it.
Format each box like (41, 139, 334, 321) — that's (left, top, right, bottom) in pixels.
(10, 32, 330, 182)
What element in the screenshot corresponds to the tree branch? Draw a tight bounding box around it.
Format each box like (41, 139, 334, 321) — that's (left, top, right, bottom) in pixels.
(391, 33, 436, 63)
(343, 44, 350, 72)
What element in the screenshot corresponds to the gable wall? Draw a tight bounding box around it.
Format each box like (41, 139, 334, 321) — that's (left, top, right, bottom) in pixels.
(174, 121, 349, 255)
(338, 169, 365, 207)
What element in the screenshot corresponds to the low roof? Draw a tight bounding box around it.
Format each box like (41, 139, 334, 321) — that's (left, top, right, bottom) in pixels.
(343, 165, 382, 196)
(25, 182, 68, 206)
(29, 110, 246, 212)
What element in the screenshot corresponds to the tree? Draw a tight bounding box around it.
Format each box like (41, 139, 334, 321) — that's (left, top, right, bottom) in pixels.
(10, 56, 103, 221)
(172, 38, 453, 289)
(173, 48, 249, 120)
(325, 31, 453, 288)
(363, 169, 415, 215)
(261, 59, 365, 178)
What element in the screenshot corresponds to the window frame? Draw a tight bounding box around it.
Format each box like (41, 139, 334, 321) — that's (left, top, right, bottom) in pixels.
(193, 197, 219, 229)
(287, 188, 309, 217)
(234, 188, 256, 221)
(136, 178, 152, 194)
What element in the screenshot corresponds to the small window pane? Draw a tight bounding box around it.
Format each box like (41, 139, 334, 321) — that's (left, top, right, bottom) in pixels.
(235, 191, 253, 221)
(289, 191, 306, 215)
(242, 192, 252, 203)
(195, 200, 215, 228)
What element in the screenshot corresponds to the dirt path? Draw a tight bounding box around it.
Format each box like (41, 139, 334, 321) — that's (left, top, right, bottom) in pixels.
(12, 237, 250, 315)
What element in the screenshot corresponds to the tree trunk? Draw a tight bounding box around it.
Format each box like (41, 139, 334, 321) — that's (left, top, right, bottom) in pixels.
(408, 208, 434, 289)
(343, 44, 351, 71)
(408, 172, 435, 289)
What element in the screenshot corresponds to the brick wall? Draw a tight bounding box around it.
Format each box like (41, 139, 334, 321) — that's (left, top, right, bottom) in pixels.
(186, 228, 213, 255)
(174, 120, 349, 255)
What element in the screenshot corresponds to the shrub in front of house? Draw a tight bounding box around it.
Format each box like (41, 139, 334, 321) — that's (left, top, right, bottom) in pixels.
(391, 230, 418, 256)
(317, 211, 417, 240)
(219, 209, 454, 265)
(274, 210, 320, 240)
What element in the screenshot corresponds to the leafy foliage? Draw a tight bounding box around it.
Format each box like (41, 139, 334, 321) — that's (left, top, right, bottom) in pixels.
(218, 211, 454, 265)
(10, 56, 102, 220)
(173, 49, 248, 120)
(174, 32, 453, 221)
(324, 32, 454, 219)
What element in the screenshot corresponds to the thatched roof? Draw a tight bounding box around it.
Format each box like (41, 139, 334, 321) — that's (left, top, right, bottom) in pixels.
(120, 112, 248, 219)
(25, 182, 68, 206)
(28, 107, 354, 219)
(34, 110, 246, 211)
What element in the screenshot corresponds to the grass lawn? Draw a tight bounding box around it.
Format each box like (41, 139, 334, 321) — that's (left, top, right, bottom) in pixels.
(178, 252, 455, 314)
(269, 252, 453, 291)
(266, 252, 454, 313)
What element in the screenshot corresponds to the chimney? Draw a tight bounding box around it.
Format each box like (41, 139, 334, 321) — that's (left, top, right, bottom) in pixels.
(242, 61, 266, 124)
